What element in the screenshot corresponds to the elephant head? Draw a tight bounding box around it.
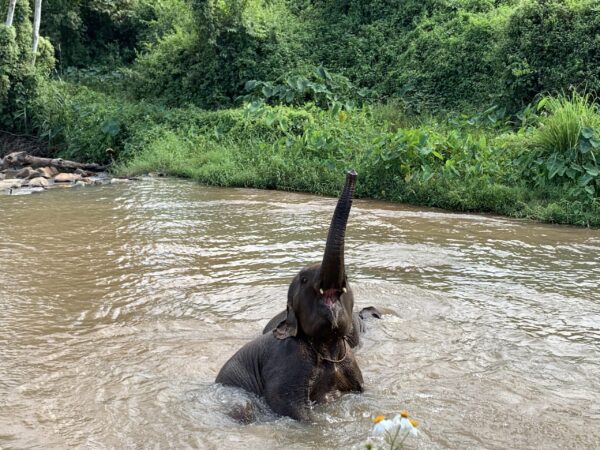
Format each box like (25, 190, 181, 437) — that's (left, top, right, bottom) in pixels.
(275, 170, 357, 342)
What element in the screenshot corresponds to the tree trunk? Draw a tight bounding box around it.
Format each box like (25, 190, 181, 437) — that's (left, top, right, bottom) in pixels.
(31, 0, 42, 65)
(5, 0, 17, 27)
(1, 152, 108, 172)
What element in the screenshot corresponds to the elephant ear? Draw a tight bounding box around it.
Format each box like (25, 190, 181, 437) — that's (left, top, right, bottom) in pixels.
(273, 307, 298, 340)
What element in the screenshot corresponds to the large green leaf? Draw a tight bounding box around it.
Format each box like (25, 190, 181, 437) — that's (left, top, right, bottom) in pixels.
(261, 85, 275, 98)
(583, 163, 599, 177)
(578, 173, 593, 187)
(101, 119, 120, 137)
(244, 80, 259, 91)
(581, 127, 595, 139)
(315, 65, 332, 83)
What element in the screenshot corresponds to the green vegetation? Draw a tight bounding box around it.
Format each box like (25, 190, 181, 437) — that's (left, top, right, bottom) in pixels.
(1, 0, 600, 226)
(1, 0, 53, 128)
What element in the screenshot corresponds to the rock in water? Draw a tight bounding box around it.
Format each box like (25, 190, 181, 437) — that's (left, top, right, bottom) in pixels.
(75, 168, 94, 177)
(16, 167, 37, 179)
(0, 179, 22, 191)
(27, 177, 49, 188)
(39, 166, 59, 178)
(26, 170, 45, 180)
(54, 173, 82, 183)
(110, 178, 131, 184)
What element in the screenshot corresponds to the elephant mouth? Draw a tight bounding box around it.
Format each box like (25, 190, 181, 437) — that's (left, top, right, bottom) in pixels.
(320, 288, 340, 310)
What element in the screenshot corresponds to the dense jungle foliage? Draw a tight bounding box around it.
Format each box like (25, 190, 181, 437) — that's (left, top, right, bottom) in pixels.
(1, 0, 600, 226)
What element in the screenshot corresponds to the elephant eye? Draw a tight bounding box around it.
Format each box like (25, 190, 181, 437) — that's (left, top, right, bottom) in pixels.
(300, 277, 308, 284)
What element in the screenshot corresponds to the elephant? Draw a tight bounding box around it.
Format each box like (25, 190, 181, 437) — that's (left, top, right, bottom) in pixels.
(262, 305, 380, 348)
(216, 170, 370, 421)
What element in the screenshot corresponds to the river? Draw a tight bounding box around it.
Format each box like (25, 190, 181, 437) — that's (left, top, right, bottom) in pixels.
(1, 178, 599, 449)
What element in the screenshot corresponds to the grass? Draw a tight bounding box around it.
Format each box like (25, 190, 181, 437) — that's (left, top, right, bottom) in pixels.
(534, 92, 600, 156)
(32, 81, 600, 227)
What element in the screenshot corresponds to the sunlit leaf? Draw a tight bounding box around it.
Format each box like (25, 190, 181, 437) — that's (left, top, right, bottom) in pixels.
(264, 112, 277, 126)
(536, 97, 548, 111)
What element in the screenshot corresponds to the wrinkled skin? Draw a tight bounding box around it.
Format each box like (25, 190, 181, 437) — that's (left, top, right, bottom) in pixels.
(216, 170, 367, 421)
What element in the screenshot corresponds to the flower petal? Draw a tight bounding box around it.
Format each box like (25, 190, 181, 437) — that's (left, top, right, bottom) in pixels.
(409, 426, 420, 437)
(373, 419, 396, 435)
(402, 417, 413, 429)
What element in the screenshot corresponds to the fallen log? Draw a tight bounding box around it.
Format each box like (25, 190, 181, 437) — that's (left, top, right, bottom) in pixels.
(0, 151, 108, 172)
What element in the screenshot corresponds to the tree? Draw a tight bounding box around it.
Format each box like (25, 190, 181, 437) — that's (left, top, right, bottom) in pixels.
(1, 0, 54, 130)
(32, 0, 41, 64)
(5, 0, 17, 27)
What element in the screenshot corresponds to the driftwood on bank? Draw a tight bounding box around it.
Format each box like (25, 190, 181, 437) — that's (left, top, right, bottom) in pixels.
(0, 151, 108, 172)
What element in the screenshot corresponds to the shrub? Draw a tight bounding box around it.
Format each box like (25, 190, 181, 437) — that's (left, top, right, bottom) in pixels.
(39, 0, 189, 68)
(242, 65, 365, 110)
(131, 0, 307, 108)
(520, 92, 600, 198)
(502, 0, 600, 107)
(392, 9, 507, 110)
(0, 25, 18, 101)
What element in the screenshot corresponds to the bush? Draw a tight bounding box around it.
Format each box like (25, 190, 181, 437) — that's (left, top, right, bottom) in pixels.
(502, 0, 600, 107)
(0, 25, 18, 101)
(39, 0, 190, 68)
(391, 8, 507, 109)
(520, 92, 600, 199)
(130, 0, 307, 108)
(22, 0, 600, 113)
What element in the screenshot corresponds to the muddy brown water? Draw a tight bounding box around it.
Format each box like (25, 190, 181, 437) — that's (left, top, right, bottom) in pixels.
(1, 178, 599, 449)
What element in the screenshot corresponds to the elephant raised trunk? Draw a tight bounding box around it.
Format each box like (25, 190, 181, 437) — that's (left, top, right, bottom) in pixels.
(320, 169, 357, 292)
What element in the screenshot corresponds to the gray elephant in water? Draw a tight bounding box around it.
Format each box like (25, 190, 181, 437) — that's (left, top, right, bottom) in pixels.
(216, 170, 379, 421)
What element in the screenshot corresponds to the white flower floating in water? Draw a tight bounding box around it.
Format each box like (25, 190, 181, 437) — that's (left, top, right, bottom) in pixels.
(367, 410, 420, 450)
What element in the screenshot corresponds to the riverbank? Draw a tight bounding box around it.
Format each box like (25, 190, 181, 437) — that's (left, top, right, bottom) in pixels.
(26, 81, 600, 227)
